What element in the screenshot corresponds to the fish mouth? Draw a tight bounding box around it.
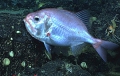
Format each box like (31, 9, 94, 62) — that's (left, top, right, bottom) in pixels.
(23, 17, 37, 34)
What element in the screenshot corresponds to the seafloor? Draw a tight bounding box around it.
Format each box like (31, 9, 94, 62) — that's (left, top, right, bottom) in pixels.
(0, 0, 120, 76)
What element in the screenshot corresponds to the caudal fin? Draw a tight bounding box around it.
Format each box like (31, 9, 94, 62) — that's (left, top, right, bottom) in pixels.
(92, 39, 119, 62)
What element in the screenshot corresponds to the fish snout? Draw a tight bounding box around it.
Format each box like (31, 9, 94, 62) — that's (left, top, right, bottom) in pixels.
(25, 14, 33, 21)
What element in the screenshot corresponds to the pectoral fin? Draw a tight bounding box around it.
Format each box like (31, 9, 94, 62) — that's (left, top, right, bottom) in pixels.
(44, 42, 52, 59)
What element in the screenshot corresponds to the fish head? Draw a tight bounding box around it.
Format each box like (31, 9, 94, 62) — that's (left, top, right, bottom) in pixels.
(23, 11, 50, 41)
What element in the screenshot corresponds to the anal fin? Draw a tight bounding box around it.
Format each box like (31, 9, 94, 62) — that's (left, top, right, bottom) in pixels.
(71, 43, 85, 56)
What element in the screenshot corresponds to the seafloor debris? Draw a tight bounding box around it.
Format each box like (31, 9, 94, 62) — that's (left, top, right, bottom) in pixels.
(106, 14, 118, 36)
(105, 14, 120, 42)
(2, 58, 10, 66)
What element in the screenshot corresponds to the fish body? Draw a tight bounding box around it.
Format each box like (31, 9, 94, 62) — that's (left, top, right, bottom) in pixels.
(24, 8, 119, 61)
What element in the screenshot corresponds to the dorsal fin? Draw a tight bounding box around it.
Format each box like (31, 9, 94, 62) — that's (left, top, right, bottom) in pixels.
(75, 10, 90, 26)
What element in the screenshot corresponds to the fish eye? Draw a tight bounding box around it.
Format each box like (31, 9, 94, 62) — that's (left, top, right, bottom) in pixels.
(34, 16, 40, 21)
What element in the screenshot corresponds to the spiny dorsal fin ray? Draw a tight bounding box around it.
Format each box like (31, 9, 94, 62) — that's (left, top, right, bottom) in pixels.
(75, 10, 90, 27)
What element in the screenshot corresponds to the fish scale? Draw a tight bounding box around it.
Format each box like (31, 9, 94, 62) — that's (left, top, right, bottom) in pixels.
(50, 22, 82, 46)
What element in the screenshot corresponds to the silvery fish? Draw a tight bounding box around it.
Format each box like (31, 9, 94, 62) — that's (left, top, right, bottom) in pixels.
(23, 8, 119, 62)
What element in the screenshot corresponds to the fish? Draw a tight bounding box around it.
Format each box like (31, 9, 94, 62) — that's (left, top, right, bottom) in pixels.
(23, 8, 119, 62)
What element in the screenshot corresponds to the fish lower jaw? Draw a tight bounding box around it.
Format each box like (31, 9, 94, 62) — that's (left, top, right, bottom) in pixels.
(24, 21, 37, 35)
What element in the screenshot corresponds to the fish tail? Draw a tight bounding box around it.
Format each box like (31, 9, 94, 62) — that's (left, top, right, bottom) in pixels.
(92, 39, 119, 62)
